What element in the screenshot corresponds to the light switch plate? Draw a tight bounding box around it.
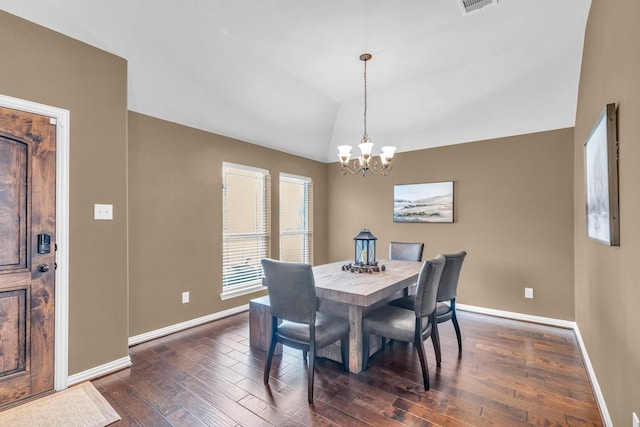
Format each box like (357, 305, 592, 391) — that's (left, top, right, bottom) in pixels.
(182, 291, 190, 304)
(94, 204, 113, 220)
(525, 287, 534, 299)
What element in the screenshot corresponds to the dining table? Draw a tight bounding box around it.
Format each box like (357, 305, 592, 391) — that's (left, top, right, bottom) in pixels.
(312, 259, 422, 374)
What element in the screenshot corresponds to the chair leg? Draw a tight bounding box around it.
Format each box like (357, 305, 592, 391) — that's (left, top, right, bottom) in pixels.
(303, 350, 308, 362)
(431, 320, 442, 367)
(308, 344, 316, 403)
(263, 319, 279, 384)
(452, 311, 462, 353)
(415, 335, 430, 390)
(362, 333, 371, 371)
(340, 336, 349, 373)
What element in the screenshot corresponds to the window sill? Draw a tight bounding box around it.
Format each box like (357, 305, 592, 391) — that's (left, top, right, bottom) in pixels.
(220, 283, 267, 300)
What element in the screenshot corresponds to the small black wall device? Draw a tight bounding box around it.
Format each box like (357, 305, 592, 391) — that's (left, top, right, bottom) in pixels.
(37, 234, 51, 254)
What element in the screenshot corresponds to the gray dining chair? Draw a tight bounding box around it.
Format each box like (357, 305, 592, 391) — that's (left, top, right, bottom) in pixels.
(390, 251, 467, 353)
(261, 258, 350, 404)
(389, 241, 424, 303)
(389, 241, 424, 262)
(362, 255, 445, 390)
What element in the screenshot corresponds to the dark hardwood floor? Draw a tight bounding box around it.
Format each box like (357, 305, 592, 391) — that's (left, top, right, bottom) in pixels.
(93, 310, 603, 426)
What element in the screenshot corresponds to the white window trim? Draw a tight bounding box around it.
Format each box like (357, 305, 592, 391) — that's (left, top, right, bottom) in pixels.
(280, 172, 312, 183)
(223, 161, 269, 176)
(219, 281, 267, 300)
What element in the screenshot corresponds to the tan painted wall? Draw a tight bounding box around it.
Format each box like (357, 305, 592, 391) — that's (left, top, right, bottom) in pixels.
(0, 12, 129, 374)
(127, 112, 328, 335)
(328, 129, 575, 320)
(574, 0, 640, 424)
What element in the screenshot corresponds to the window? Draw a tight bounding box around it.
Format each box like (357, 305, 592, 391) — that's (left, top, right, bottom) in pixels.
(279, 173, 312, 264)
(221, 162, 270, 299)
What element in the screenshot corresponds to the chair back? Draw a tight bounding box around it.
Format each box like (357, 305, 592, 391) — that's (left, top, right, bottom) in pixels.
(389, 242, 424, 262)
(261, 258, 317, 325)
(436, 251, 467, 302)
(414, 255, 445, 318)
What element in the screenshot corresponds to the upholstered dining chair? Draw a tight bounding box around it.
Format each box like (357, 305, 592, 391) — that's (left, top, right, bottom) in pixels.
(389, 241, 424, 302)
(390, 251, 467, 353)
(362, 255, 445, 390)
(389, 241, 424, 262)
(261, 258, 350, 404)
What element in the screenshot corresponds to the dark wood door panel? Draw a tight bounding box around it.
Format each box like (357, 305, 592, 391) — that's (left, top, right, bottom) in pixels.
(0, 288, 28, 377)
(0, 136, 28, 270)
(0, 110, 39, 141)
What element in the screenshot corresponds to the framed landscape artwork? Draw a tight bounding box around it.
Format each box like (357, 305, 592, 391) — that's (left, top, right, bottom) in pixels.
(393, 181, 454, 223)
(584, 103, 619, 246)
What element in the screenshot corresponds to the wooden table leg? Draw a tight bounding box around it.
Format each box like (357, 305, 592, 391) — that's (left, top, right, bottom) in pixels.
(348, 305, 364, 374)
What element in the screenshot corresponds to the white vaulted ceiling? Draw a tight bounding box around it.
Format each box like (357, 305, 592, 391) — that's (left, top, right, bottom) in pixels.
(0, 0, 591, 162)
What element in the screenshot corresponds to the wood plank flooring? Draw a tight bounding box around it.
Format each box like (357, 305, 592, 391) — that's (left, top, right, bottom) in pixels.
(93, 311, 603, 426)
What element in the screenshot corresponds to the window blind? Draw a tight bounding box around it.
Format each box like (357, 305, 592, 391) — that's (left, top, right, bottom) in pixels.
(279, 173, 312, 264)
(222, 163, 271, 289)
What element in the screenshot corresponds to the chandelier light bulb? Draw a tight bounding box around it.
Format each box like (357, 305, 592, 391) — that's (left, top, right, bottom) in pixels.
(337, 145, 352, 164)
(359, 141, 373, 158)
(380, 146, 397, 165)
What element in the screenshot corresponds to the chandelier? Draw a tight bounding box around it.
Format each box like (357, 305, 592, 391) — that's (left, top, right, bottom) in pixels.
(338, 53, 396, 176)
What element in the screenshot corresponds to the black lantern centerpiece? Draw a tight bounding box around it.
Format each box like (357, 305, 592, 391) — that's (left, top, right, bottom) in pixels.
(342, 229, 385, 273)
(355, 229, 376, 266)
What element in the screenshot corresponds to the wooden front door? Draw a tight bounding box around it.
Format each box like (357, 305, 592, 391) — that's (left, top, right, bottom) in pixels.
(0, 106, 56, 406)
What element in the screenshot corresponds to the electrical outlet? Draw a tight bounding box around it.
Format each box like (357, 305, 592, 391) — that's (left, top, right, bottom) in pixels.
(182, 291, 189, 304)
(524, 287, 534, 299)
(633, 412, 639, 427)
(94, 204, 113, 220)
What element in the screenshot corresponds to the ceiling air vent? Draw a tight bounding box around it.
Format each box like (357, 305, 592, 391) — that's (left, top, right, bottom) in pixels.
(457, 0, 498, 15)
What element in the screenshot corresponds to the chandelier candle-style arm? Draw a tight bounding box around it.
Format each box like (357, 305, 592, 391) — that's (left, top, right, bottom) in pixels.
(338, 145, 396, 176)
(337, 53, 396, 176)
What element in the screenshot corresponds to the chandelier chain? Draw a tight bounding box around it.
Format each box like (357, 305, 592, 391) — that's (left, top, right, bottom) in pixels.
(363, 56, 368, 139)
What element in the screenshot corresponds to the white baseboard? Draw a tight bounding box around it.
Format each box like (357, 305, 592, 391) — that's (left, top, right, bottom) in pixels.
(456, 303, 576, 329)
(457, 303, 611, 426)
(66, 356, 132, 387)
(64, 305, 250, 388)
(128, 304, 249, 346)
(573, 325, 613, 427)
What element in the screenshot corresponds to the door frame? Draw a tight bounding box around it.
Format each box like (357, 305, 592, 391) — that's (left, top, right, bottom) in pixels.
(0, 94, 70, 392)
